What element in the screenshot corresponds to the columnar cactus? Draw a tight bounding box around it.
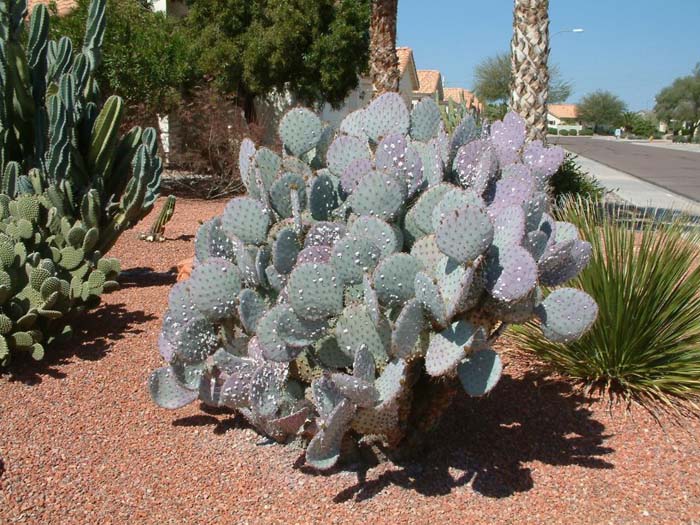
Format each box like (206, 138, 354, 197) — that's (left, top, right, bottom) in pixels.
(0, 0, 161, 255)
(0, 0, 160, 366)
(149, 94, 597, 470)
(140, 195, 175, 242)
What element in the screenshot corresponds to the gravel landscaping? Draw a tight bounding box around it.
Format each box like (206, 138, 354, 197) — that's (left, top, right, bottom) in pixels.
(1, 197, 698, 524)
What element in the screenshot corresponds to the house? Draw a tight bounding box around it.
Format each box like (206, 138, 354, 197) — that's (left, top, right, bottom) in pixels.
(28, 0, 76, 15)
(320, 47, 422, 128)
(547, 104, 583, 133)
(443, 87, 483, 116)
(415, 70, 444, 103)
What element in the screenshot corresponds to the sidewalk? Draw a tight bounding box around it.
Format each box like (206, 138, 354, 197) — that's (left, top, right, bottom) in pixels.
(571, 153, 700, 215)
(577, 135, 700, 154)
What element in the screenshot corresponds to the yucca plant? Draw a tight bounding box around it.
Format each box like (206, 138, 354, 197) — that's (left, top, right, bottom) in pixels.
(512, 197, 700, 408)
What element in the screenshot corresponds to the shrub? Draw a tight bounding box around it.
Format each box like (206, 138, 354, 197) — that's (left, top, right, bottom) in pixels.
(148, 96, 597, 469)
(50, 0, 197, 117)
(1, 1, 162, 255)
(559, 129, 569, 136)
(166, 82, 265, 199)
(548, 127, 557, 135)
(549, 153, 605, 202)
(512, 198, 700, 407)
(673, 135, 690, 143)
(0, 0, 161, 366)
(579, 128, 594, 136)
(570, 129, 578, 136)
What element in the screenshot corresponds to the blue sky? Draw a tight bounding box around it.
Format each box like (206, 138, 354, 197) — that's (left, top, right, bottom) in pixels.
(397, 0, 700, 111)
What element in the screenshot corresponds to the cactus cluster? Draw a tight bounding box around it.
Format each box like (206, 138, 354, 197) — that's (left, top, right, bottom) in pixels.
(0, 0, 161, 255)
(149, 93, 598, 470)
(0, 189, 120, 366)
(0, 0, 162, 366)
(438, 92, 476, 134)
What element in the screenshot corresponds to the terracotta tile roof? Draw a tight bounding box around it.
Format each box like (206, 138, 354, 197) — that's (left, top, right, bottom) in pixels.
(396, 47, 412, 75)
(443, 88, 483, 112)
(416, 70, 442, 94)
(29, 0, 76, 15)
(548, 104, 578, 120)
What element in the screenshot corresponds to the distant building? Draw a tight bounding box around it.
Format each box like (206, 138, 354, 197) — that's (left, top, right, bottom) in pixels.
(547, 104, 583, 133)
(28, 0, 76, 15)
(443, 87, 483, 116)
(415, 70, 444, 103)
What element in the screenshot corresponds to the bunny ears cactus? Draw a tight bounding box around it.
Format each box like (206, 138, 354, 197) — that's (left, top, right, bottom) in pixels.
(149, 93, 597, 470)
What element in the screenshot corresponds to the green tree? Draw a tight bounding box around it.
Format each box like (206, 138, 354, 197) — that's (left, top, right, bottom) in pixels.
(184, 0, 371, 111)
(473, 51, 572, 106)
(50, 0, 197, 115)
(577, 90, 627, 133)
(655, 64, 700, 140)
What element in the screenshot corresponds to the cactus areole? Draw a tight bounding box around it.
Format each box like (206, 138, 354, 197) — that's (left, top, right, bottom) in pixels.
(149, 95, 597, 470)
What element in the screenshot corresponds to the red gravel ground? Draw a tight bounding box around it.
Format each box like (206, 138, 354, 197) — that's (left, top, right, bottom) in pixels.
(1, 197, 699, 524)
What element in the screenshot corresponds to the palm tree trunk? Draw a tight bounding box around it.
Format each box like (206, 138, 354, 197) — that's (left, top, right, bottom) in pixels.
(510, 0, 550, 141)
(369, 0, 400, 96)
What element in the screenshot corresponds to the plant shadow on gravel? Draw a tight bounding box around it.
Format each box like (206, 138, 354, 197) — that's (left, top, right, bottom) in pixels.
(318, 371, 614, 502)
(119, 267, 178, 288)
(172, 406, 250, 436)
(6, 303, 156, 384)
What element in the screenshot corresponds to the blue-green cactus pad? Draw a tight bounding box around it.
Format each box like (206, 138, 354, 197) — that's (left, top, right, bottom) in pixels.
(222, 197, 270, 245)
(327, 135, 370, 176)
(425, 319, 487, 377)
(435, 205, 494, 264)
(331, 235, 382, 285)
(270, 172, 306, 219)
(330, 373, 379, 408)
(349, 171, 406, 221)
(457, 348, 502, 397)
(304, 221, 346, 248)
(272, 228, 301, 275)
(415, 271, 448, 327)
(391, 298, 425, 358)
(149, 366, 199, 409)
(335, 304, 390, 366)
(288, 262, 344, 320)
(279, 107, 322, 157)
(305, 398, 355, 470)
(238, 288, 266, 333)
(485, 245, 538, 303)
(340, 158, 373, 196)
(431, 188, 485, 232)
(410, 98, 442, 142)
(363, 92, 410, 142)
(539, 239, 592, 287)
(348, 216, 402, 257)
(188, 258, 241, 319)
(536, 287, 598, 343)
(309, 173, 340, 221)
(373, 253, 420, 307)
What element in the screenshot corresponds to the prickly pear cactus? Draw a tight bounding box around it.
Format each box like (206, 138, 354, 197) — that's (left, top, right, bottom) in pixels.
(0, 0, 161, 255)
(0, 191, 120, 367)
(149, 94, 598, 470)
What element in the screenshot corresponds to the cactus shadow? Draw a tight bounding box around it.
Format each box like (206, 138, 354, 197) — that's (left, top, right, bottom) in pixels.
(330, 371, 614, 502)
(6, 302, 156, 384)
(172, 406, 249, 435)
(119, 267, 178, 288)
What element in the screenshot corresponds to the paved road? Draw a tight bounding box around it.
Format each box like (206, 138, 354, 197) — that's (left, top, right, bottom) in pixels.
(552, 137, 700, 202)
